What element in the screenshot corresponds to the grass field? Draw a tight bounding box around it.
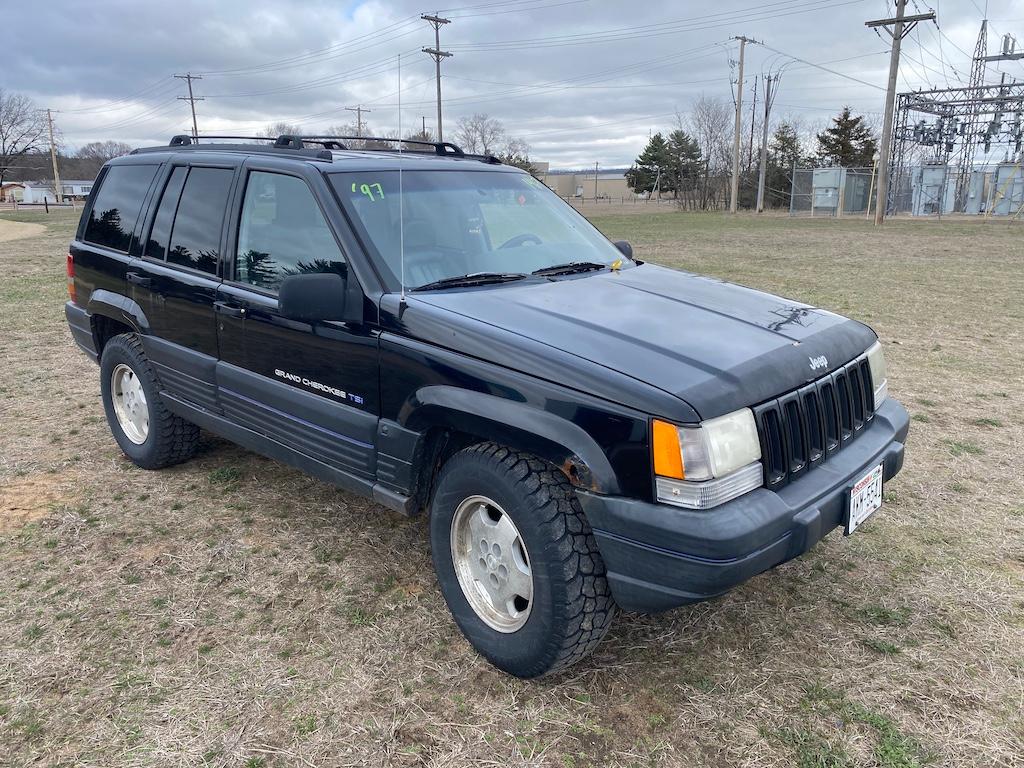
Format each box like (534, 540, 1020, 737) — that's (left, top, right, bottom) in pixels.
(1, 208, 1022, 767)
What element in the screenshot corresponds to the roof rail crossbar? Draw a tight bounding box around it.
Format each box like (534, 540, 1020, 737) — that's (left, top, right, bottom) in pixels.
(295, 135, 467, 157)
(150, 133, 498, 165)
(170, 134, 272, 146)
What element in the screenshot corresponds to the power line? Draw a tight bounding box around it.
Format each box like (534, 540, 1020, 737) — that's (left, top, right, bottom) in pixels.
(202, 52, 424, 98)
(373, 44, 727, 110)
(57, 77, 178, 115)
(73, 98, 182, 135)
(751, 41, 887, 91)
(195, 16, 422, 76)
(447, 0, 864, 50)
(447, 0, 591, 19)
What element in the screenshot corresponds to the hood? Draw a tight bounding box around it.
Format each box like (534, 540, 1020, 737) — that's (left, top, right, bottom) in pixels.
(406, 263, 877, 419)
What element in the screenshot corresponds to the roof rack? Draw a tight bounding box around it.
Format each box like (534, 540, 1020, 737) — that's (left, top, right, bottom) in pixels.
(292, 135, 467, 156)
(130, 135, 334, 161)
(147, 134, 501, 165)
(286, 135, 500, 164)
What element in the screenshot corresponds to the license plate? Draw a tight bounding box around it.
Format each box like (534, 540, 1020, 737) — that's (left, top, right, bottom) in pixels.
(846, 463, 883, 535)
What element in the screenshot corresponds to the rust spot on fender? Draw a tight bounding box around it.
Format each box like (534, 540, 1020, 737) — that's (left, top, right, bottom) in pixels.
(560, 455, 598, 491)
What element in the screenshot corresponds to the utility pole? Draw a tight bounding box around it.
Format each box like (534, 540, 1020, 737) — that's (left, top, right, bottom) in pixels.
(730, 36, 755, 213)
(594, 161, 599, 200)
(748, 74, 758, 173)
(422, 14, 452, 142)
(866, 1, 935, 224)
(174, 73, 204, 140)
(345, 105, 371, 137)
(756, 73, 783, 212)
(46, 109, 63, 204)
(422, 115, 427, 138)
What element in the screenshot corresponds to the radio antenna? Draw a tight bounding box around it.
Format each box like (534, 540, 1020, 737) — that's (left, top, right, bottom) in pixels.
(398, 53, 406, 303)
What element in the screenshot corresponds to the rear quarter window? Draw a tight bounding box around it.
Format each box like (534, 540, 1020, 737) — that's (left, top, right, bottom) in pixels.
(82, 165, 159, 252)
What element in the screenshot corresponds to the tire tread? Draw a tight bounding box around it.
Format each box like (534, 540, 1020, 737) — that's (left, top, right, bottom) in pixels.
(459, 442, 617, 676)
(104, 334, 200, 469)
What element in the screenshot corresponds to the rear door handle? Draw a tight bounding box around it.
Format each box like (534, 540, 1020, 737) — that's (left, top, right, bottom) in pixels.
(214, 300, 247, 318)
(126, 271, 152, 288)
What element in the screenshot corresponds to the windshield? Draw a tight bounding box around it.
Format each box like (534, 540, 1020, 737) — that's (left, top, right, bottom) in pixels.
(330, 169, 627, 290)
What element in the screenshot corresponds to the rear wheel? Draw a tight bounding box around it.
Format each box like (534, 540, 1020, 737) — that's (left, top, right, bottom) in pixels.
(430, 443, 617, 677)
(100, 333, 199, 469)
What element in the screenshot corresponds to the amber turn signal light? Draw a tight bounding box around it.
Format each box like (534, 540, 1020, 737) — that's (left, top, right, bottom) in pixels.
(652, 419, 684, 480)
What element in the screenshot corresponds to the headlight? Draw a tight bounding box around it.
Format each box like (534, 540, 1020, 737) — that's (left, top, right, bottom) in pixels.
(866, 341, 888, 409)
(652, 409, 763, 509)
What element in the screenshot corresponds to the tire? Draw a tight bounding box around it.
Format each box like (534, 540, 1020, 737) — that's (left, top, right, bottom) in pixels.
(429, 442, 617, 678)
(99, 333, 200, 469)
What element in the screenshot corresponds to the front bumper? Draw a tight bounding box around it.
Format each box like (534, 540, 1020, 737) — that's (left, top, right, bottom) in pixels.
(578, 398, 910, 613)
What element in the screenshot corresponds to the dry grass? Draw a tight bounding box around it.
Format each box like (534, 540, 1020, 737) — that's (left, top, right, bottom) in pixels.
(1, 208, 1022, 767)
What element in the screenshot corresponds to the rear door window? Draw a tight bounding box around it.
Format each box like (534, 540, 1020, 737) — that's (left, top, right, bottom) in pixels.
(83, 164, 159, 252)
(166, 167, 234, 275)
(144, 166, 187, 261)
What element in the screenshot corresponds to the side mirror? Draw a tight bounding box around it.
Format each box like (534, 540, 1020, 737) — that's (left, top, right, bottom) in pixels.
(614, 240, 633, 259)
(278, 272, 362, 324)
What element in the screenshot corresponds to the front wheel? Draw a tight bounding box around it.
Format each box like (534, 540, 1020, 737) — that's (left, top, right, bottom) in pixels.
(429, 443, 617, 677)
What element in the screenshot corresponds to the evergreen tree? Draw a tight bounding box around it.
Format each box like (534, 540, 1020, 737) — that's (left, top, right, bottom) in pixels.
(626, 133, 672, 194)
(815, 107, 877, 167)
(769, 122, 803, 169)
(666, 129, 702, 198)
(762, 122, 804, 209)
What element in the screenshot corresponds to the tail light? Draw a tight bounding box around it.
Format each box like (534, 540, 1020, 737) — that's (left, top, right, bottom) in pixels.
(66, 253, 77, 304)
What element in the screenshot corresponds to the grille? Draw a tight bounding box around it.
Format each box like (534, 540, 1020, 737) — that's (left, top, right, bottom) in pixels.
(752, 353, 875, 490)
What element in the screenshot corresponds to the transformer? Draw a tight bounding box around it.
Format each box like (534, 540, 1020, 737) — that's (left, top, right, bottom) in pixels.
(910, 164, 955, 216)
(988, 163, 1024, 216)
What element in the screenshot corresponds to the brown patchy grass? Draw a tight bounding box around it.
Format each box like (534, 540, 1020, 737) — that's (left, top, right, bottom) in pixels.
(1, 208, 1022, 767)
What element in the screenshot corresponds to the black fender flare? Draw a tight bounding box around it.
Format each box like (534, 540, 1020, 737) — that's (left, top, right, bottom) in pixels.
(402, 385, 621, 494)
(87, 290, 150, 343)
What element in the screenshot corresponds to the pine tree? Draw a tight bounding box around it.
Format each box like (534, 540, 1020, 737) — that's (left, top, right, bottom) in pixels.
(666, 129, 702, 198)
(770, 122, 803, 169)
(626, 133, 672, 194)
(816, 107, 877, 167)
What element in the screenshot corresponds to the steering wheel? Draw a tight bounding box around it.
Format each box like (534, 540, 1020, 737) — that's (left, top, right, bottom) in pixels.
(498, 233, 542, 250)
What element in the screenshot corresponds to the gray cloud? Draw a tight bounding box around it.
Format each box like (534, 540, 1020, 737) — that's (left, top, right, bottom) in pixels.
(7, 0, 1018, 167)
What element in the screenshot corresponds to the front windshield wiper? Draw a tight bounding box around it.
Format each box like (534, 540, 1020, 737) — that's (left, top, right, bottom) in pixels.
(410, 272, 529, 292)
(531, 261, 608, 277)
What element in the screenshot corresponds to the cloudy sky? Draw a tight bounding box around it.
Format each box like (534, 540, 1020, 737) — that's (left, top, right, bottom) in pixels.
(7, 0, 1023, 168)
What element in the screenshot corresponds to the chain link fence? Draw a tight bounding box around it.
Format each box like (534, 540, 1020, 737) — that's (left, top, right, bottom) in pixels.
(789, 167, 877, 217)
(790, 163, 1024, 218)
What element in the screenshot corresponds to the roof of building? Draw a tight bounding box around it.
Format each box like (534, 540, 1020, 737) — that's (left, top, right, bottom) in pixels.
(20, 180, 95, 188)
(544, 167, 630, 176)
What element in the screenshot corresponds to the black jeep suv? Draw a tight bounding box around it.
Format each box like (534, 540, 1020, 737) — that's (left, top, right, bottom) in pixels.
(65, 134, 909, 677)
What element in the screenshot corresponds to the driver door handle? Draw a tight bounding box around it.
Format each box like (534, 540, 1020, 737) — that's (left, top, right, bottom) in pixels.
(126, 271, 152, 288)
(214, 300, 247, 318)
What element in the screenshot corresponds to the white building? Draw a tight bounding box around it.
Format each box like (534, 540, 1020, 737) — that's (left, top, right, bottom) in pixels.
(4, 179, 94, 203)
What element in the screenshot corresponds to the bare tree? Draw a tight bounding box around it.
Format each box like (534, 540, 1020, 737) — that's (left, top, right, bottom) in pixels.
(687, 96, 732, 172)
(259, 121, 303, 139)
(500, 136, 538, 175)
(685, 96, 734, 208)
(0, 90, 47, 185)
(76, 141, 133, 163)
(454, 113, 506, 155)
